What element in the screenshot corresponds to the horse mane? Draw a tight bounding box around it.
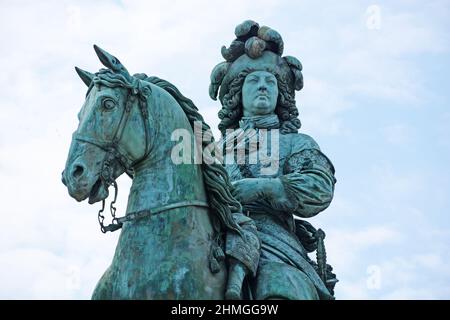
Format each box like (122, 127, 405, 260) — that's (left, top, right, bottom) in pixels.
(145, 76, 243, 237)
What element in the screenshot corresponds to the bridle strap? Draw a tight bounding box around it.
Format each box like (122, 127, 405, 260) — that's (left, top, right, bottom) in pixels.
(74, 81, 187, 233)
(73, 134, 111, 151)
(74, 82, 156, 233)
(102, 200, 210, 233)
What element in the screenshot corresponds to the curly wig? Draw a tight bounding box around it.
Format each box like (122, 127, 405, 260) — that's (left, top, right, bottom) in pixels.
(218, 68, 302, 135)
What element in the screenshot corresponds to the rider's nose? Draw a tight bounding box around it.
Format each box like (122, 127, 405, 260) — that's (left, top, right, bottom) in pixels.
(71, 164, 85, 180)
(258, 83, 267, 92)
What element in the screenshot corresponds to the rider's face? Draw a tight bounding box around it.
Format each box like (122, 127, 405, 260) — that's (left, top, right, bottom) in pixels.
(242, 71, 278, 117)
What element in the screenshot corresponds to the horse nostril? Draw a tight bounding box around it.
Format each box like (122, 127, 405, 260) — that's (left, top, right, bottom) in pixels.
(72, 165, 85, 179)
(61, 171, 67, 186)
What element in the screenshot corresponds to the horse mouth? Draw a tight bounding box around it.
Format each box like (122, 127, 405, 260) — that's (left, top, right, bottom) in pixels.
(88, 178, 109, 204)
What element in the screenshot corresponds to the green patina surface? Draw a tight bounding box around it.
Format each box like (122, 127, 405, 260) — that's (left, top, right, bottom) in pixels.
(62, 20, 338, 300)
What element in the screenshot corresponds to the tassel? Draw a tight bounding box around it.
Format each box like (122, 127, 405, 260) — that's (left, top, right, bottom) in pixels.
(316, 229, 327, 284)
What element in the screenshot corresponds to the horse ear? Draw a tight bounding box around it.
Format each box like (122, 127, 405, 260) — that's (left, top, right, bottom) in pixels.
(93, 44, 129, 75)
(75, 67, 94, 87)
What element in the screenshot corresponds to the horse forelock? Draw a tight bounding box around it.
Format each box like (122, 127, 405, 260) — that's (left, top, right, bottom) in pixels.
(85, 69, 151, 98)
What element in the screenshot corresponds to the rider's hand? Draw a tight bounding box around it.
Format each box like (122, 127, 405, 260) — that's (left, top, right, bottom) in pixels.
(231, 178, 271, 204)
(231, 177, 294, 209)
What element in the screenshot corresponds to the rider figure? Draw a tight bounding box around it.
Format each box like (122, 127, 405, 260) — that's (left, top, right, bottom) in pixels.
(211, 20, 338, 300)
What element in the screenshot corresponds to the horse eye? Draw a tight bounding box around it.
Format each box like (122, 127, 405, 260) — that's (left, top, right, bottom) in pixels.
(102, 98, 116, 110)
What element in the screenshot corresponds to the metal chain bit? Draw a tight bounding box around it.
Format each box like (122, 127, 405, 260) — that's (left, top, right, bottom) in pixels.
(110, 181, 119, 225)
(97, 181, 120, 233)
(98, 199, 106, 233)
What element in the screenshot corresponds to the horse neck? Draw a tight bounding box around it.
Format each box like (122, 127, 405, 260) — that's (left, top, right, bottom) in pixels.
(125, 85, 207, 214)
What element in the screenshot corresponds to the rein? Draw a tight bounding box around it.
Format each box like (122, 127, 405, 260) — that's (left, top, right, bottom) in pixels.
(100, 183, 209, 233)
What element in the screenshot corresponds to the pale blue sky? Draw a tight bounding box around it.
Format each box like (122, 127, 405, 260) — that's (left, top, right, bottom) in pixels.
(0, 0, 449, 299)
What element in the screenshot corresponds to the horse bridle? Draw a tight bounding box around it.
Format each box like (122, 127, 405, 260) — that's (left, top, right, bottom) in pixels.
(74, 82, 210, 233)
(75, 86, 151, 170)
(74, 84, 152, 233)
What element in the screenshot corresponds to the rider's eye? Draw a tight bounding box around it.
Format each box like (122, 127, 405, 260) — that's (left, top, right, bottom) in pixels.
(102, 98, 116, 110)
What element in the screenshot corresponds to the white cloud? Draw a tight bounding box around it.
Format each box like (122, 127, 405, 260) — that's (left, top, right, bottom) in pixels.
(325, 226, 402, 271)
(376, 253, 450, 299)
(320, 225, 450, 299)
(381, 124, 413, 145)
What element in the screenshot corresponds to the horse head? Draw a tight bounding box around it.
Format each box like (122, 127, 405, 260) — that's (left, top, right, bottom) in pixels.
(62, 45, 151, 204)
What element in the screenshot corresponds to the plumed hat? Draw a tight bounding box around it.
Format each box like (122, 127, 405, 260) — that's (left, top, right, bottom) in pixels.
(209, 20, 304, 104)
